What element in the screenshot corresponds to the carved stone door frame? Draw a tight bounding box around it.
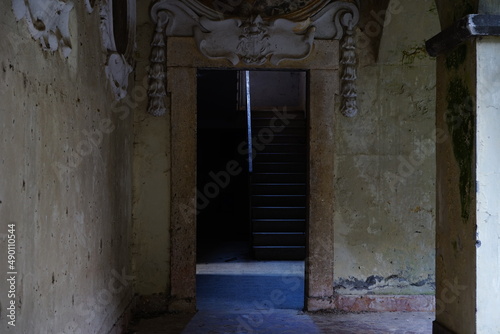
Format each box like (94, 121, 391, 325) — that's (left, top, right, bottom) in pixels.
(164, 37, 339, 312)
(146, 0, 359, 312)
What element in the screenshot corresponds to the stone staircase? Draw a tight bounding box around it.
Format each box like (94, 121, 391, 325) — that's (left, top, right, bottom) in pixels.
(250, 109, 307, 260)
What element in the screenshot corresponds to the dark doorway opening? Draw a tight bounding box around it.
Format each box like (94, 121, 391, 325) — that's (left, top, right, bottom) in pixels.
(196, 70, 250, 261)
(196, 69, 308, 310)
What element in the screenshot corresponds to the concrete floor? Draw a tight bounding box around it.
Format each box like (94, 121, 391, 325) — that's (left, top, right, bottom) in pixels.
(128, 242, 434, 333)
(129, 311, 434, 333)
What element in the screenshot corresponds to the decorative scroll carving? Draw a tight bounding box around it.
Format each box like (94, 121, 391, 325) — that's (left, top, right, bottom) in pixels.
(11, 0, 74, 58)
(148, 0, 359, 117)
(100, 0, 136, 100)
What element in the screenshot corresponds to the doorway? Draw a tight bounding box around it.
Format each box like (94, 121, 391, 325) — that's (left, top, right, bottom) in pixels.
(167, 61, 337, 312)
(196, 69, 308, 310)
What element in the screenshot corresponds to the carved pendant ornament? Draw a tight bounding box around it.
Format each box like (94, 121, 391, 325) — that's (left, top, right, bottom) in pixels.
(148, 0, 359, 117)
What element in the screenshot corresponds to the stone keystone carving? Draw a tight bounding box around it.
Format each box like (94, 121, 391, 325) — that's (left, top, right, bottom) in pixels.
(148, 0, 359, 117)
(235, 16, 272, 65)
(194, 15, 316, 65)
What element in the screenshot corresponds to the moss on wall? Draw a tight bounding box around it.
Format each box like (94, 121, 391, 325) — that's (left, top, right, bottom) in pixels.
(445, 78, 475, 222)
(401, 46, 428, 65)
(443, 39, 474, 224)
(446, 44, 467, 70)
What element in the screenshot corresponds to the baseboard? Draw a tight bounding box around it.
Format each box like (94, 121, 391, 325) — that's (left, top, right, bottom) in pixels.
(307, 296, 336, 311)
(109, 296, 136, 334)
(433, 320, 456, 334)
(307, 295, 435, 312)
(168, 297, 196, 313)
(132, 293, 196, 317)
(97, 291, 136, 334)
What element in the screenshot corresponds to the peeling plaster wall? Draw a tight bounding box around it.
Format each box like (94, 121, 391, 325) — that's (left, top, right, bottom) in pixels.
(333, 0, 440, 297)
(132, 0, 171, 300)
(132, 0, 442, 310)
(0, 2, 133, 333)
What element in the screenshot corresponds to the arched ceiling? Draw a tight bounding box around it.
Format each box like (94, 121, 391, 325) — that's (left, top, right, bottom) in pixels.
(357, 0, 390, 62)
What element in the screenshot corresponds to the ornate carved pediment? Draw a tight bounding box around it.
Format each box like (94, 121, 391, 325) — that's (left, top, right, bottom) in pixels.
(194, 15, 316, 65)
(148, 0, 359, 116)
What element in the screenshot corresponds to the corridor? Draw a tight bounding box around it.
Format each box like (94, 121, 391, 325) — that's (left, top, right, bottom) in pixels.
(128, 242, 433, 333)
(3, 0, 500, 333)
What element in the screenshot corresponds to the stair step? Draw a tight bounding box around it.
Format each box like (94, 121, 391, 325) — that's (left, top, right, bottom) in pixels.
(251, 194, 306, 206)
(252, 118, 306, 128)
(252, 206, 306, 219)
(253, 232, 306, 246)
(251, 110, 306, 119)
(252, 173, 306, 183)
(250, 109, 307, 261)
(259, 144, 306, 153)
(254, 153, 306, 163)
(253, 162, 306, 173)
(266, 134, 306, 144)
(254, 125, 305, 136)
(252, 219, 306, 232)
(252, 183, 306, 195)
(253, 246, 306, 260)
